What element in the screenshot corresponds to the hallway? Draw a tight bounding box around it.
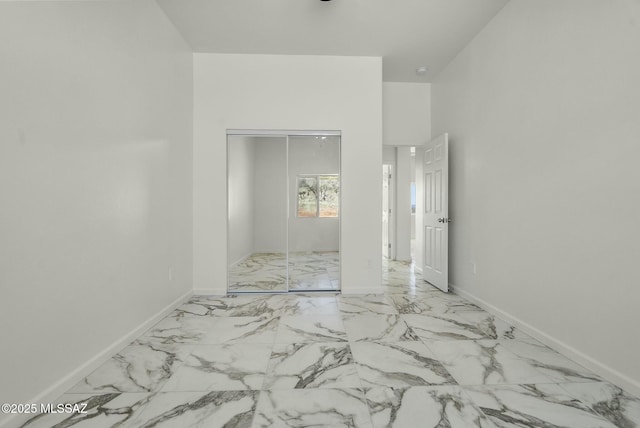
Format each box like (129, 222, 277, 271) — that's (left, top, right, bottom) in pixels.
(20, 261, 640, 427)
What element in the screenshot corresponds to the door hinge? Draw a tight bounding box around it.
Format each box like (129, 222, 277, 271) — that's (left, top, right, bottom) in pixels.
(388, 243, 391, 249)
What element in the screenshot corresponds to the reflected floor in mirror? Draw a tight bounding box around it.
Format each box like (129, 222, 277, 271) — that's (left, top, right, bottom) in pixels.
(229, 251, 340, 292)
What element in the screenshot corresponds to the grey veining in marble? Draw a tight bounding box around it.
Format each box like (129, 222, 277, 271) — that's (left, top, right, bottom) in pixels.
(131, 391, 259, 428)
(365, 386, 497, 428)
(402, 312, 489, 341)
(388, 294, 449, 315)
(289, 252, 340, 291)
(343, 314, 418, 342)
(275, 315, 347, 343)
(202, 315, 280, 344)
(456, 311, 538, 341)
(229, 251, 340, 293)
(25, 257, 640, 428)
(274, 294, 341, 316)
(229, 252, 288, 292)
(407, 292, 483, 314)
(264, 342, 360, 389)
(185, 293, 341, 317)
(135, 313, 219, 346)
(69, 344, 187, 394)
(20, 393, 151, 428)
(427, 340, 554, 386)
(351, 341, 456, 388)
(178, 295, 281, 317)
(558, 381, 640, 428)
(501, 340, 601, 383)
(253, 389, 373, 428)
(464, 383, 619, 428)
(337, 294, 399, 315)
(382, 260, 443, 297)
(161, 344, 272, 391)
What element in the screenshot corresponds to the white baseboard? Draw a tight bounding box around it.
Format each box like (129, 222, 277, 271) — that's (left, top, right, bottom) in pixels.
(193, 288, 228, 296)
(0, 290, 192, 428)
(451, 283, 640, 398)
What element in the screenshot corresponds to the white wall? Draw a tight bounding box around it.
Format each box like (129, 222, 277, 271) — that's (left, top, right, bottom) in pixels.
(253, 137, 288, 254)
(432, 0, 640, 395)
(383, 147, 396, 164)
(228, 136, 256, 263)
(383, 82, 431, 146)
(194, 54, 382, 295)
(0, 1, 193, 422)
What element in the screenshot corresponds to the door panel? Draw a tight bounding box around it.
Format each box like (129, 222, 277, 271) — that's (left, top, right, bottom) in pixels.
(424, 172, 433, 213)
(434, 170, 442, 213)
(288, 135, 341, 291)
(424, 226, 433, 267)
(227, 135, 288, 293)
(422, 134, 449, 292)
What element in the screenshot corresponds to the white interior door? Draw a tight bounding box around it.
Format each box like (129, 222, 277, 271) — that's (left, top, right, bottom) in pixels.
(382, 165, 391, 258)
(422, 134, 449, 292)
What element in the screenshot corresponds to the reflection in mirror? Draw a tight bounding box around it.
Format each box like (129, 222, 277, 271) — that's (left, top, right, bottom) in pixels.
(227, 135, 288, 292)
(288, 136, 340, 291)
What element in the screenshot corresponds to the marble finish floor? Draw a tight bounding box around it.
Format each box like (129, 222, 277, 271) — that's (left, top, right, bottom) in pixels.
(20, 260, 640, 427)
(228, 251, 340, 292)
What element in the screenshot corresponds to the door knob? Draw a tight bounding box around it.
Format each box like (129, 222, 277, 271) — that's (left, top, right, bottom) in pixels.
(437, 218, 452, 223)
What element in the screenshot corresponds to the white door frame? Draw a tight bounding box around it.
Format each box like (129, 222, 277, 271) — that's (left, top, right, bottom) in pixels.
(382, 164, 394, 259)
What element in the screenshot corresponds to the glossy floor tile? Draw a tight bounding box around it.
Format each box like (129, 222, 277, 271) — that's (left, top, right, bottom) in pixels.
(558, 381, 640, 428)
(129, 391, 260, 428)
(18, 393, 151, 428)
(263, 342, 360, 389)
(365, 386, 496, 428)
(275, 314, 347, 343)
(351, 341, 456, 388)
(343, 314, 418, 342)
(426, 339, 553, 386)
(160, 343, 272, 391)
(337, 294, 399, 315)
(252, 389, 373, 428)
(68, 344, 188, 394)
(19, 259, 640, 428)
(463, 383, 620, 428)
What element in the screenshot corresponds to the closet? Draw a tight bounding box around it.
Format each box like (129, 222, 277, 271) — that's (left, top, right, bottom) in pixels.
(227, 130, 341, 293)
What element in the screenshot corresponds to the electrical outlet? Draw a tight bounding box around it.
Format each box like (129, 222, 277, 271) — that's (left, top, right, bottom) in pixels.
(168, 268, 173, 281)
(471, 262, 477, 275)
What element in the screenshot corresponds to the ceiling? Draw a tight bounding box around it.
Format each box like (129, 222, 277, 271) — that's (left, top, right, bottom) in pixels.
(157, 0, 509, 82)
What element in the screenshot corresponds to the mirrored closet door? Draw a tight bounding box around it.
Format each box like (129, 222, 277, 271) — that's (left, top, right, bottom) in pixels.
(227, 131, 340, 293)
(288, 135, 340, 291)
